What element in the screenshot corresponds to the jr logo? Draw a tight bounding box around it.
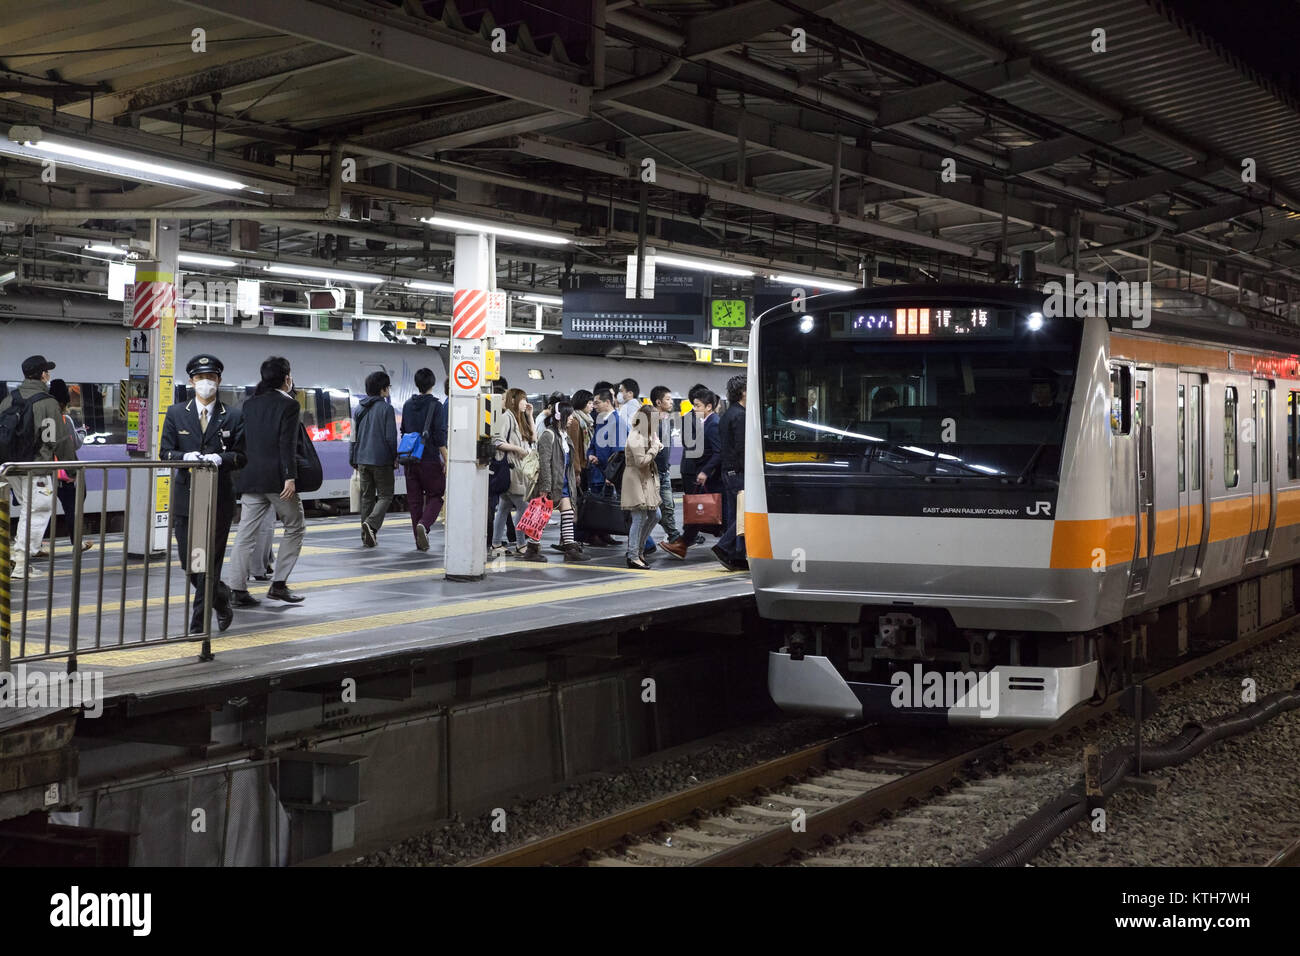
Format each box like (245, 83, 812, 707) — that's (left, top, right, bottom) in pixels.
(1026, 501, 1053, 516)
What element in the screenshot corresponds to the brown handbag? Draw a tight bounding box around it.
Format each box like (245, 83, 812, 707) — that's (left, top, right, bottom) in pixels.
(683, 489, 722, 525)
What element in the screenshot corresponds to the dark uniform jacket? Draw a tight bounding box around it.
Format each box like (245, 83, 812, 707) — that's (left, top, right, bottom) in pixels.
(235, 390, 300, 494)
(719, 402, 746, 475)
(684, 412, 722, 493)
(159, 398, 246, 515)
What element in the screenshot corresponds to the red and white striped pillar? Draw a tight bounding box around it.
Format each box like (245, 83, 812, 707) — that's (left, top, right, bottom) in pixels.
(445, 231, 494, 580)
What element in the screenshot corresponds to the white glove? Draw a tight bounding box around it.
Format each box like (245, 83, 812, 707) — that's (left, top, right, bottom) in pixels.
(183, 451, 202, 462)
(204, 454, 223, 465)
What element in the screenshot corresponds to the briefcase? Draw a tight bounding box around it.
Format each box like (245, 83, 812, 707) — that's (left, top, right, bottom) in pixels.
(683, 490, 722, 525)
(576, 486, 632, 535)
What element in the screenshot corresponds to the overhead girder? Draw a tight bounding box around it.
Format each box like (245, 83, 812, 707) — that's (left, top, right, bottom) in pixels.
(177, 0, 590, 116)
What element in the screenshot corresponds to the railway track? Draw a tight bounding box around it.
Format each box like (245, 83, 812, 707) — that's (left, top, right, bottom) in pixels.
(471, 613, 1300, 867)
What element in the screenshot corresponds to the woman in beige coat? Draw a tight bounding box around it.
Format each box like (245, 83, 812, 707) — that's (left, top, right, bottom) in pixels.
(621, 405, 663, 569)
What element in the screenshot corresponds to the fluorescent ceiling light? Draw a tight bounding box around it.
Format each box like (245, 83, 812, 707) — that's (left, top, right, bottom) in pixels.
(0, 269, 16, 286)
(405, 280, 455, 292)
(179, 253, 238, 268)
(19, 138, 247, 191)
(264, 264, 386, 285)
(419, 214, 571, 245)
(519, 293, 563, 305)
(656, 253, 754, 276)
(769, 273, 857, 292)
(85, 243, 127, 256)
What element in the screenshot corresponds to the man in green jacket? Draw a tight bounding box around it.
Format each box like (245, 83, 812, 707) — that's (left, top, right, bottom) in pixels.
(1, 355, 76, 576)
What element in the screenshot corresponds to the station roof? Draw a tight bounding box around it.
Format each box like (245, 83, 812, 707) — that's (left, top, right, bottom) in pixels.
(3, 0, 1300, 339)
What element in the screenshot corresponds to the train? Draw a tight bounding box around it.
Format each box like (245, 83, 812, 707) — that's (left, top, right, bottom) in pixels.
(746, 281, 1300, 726)
(2, 311, 731, 516)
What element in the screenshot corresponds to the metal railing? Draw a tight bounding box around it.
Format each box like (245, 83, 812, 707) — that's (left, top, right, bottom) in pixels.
(1, 459, 219, 672)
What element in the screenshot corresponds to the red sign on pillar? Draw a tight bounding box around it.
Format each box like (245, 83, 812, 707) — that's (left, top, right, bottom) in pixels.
(452, 289, 488, 339)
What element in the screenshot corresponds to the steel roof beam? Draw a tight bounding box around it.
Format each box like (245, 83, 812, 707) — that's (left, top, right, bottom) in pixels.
(1103, 159, 1225, 206)
(177, 0, 590, 116)
(1007, 119, 1143, 174)
(1174, 197, 1259, 233)
(1224, 217, 1300, 251)
(682, 0, 840, 58)
(876, 58, 1031, 127)
(113, 45, 350, 118)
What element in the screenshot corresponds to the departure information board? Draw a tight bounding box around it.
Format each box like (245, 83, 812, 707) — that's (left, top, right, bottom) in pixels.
(562, 272, 707, 343)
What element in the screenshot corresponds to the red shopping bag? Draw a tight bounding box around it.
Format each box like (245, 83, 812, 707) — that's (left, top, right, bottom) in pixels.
(517, 495, 555, 542)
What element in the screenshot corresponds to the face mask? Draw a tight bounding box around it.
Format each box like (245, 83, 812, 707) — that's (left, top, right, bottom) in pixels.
(194, 380, 218, 399)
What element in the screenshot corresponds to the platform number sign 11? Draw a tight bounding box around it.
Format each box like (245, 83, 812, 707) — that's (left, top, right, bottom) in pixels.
(710, 298, 748, 329)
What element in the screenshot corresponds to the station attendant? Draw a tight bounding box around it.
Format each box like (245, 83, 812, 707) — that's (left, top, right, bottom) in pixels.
(159, 354, 246, 633)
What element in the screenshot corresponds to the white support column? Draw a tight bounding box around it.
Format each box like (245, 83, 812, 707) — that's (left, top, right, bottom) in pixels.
(445, 231, 492, 580)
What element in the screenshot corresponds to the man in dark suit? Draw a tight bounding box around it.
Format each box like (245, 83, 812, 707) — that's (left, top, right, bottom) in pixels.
(712, 374, 748, 572)
(160, 354, 245, 632)
(660, 388, 722, 560)
(227, 356, 307, 605)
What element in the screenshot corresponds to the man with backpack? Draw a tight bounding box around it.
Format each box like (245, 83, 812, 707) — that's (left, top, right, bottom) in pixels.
(0, 355, 76, 577)
(351, 370, 398, 548)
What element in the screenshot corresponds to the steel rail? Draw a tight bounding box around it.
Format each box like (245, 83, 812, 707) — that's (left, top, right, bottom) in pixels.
(472, 610, 1300, 867)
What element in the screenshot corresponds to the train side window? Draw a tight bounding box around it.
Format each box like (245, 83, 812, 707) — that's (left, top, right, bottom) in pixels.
(1224, 387, 1238, 489)
(323, 389, 353, 441)
(1259, 389, 1270, 486)
(1109, 365, 1131, 435)
(1291, 391, 1299, 481)
(1177, 384, 1186, 492)
(1189, 385, 1201, 492)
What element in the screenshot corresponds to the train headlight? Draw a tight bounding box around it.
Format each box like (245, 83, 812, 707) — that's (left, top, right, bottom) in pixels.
(798, 315, 815, 333)
(1027, 311, 1044, 331)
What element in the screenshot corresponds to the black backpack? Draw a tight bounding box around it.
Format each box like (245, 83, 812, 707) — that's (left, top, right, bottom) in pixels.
(0, 388, 38, 464)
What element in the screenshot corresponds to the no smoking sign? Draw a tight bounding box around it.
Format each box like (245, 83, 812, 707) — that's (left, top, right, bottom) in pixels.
(450, 339, 484, 395)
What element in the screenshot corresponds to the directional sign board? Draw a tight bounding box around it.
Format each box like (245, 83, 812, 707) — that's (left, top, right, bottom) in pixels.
(450, 339, 484, 395)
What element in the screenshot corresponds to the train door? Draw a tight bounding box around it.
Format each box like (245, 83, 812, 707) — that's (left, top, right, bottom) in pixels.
(1129, 369, 1155, 594)
(1172, 372, 1206, 582)
(1245, 381, 1275, 561)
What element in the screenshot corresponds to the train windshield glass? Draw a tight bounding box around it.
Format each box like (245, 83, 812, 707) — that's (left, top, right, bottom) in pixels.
(760, 307, 1081, 482)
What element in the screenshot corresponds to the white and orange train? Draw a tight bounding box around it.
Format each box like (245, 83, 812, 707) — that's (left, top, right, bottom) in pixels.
(745, 282, 1300, 725)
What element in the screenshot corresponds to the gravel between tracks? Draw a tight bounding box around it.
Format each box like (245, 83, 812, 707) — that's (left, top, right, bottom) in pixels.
(796, 633, 1300, 867)
(350, 715, 847, 866)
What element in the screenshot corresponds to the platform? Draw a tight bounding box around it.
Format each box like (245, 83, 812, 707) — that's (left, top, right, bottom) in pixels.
(3, 511, 754, 724)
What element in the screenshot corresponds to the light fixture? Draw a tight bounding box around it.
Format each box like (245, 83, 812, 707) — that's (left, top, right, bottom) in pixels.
(179, 253, 238, 268)
(0, 269, 16, 286)
(1027, 311, 1044, 331)
(655, 253, 754, 276)
(769, 273, 857, 292)
(264, 264, 387, 285)
(4, 134, 248, 191)
(84, 243, 128, 256)
(519, 293, 563, 305)
(404, 280, 455, 293)
(799, 315, 815, 333)
(420, 214, 571, 245)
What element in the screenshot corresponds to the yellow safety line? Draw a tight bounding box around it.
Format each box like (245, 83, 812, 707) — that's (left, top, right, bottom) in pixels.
(16, 555, 650, 621)
(82, 565, 738, 668)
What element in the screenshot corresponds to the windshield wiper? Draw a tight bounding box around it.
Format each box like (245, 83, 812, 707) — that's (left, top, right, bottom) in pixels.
(1008, 443, 1058, 486)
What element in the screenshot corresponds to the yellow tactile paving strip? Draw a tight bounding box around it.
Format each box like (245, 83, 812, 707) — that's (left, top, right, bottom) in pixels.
(80, 564, 736, 669)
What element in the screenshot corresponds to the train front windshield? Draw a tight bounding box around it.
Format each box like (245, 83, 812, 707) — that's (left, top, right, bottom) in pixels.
(760, 302, 1082, 483)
